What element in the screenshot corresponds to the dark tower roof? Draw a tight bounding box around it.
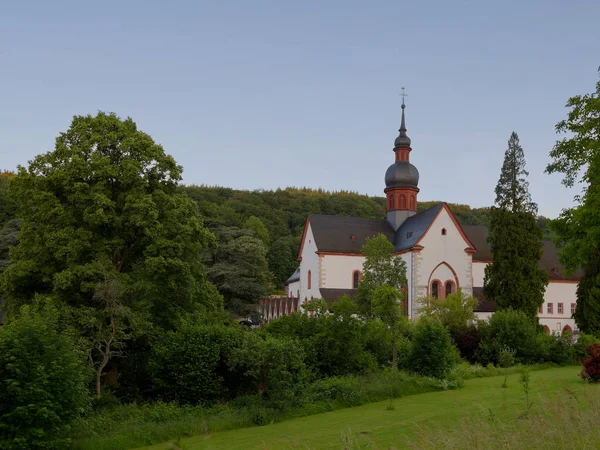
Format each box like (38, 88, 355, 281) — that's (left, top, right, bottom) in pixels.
(385, 161, 419, 188)
(394, 103, 411, 148)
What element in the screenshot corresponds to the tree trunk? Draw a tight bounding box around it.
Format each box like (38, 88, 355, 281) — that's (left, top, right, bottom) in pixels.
(392, 341, 397, 367)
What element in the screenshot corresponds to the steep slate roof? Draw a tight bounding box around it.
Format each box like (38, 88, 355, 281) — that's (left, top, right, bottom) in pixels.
(308, 215, 394, 253)
(463, 225, 583, 281)
(395, 203, 445, 250)
(285, 268, 300, 285)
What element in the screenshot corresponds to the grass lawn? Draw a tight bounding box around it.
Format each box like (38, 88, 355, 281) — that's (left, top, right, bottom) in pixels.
(139, 366, 585, 450)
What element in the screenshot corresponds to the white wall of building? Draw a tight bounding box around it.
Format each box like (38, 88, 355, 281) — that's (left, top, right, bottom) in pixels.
(320, 254, 365, 288)
(472, 261, 487, 287)
(286, 280, 300, 298)
(415, 207, 473, 302)
(299, 224, 321, 301)
(538, 281, 578, 334)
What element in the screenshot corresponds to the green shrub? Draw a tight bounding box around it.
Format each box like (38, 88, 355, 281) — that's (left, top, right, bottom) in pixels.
(573, 332, 600, 361)
(151, 324, 243, 405)
(303, 376, 361, 407)
(0, 305, 90, 449)
(230, 333, 307, 407)
(408, 317, 459, 379)
(476, 309, 541, 365)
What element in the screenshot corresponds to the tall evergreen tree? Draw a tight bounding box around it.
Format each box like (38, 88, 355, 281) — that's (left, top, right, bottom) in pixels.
(484, 132, 548, 318)
(546, 69, 600, 333)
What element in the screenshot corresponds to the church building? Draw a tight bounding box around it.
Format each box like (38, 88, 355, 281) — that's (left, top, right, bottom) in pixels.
(274, 102, 580, 335)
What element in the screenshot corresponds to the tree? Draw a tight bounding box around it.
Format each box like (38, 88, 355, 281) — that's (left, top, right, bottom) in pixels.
(356, 234, 407, 318)
(418, 289, 478, 333)
(545, 70, 600, 333)
(0, 303, 90, 449)
(573, 250, 600, 335)
(244, 215, 270, 246)
(230, 332, 307, 404)
(372, 284, 408, 366)
(484, 132, 547, 318)
(268, 236, 299, 288)
(0, 171, 17, 227)
(205, 226, 270, 316)
(0, 112, 221, 395)
(408, 317, 458, 379)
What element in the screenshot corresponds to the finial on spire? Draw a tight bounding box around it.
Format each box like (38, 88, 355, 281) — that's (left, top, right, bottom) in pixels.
(400, 86, 407, 108)
(394, 87, 411, 148)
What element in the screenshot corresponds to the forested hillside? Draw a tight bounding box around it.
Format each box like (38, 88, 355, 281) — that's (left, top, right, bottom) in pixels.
(182, 185, 550, 289)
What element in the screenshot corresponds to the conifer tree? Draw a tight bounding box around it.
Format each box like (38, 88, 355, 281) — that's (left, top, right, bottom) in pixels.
(484, 132, 548, 318)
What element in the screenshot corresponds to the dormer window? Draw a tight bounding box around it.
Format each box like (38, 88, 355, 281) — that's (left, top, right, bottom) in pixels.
(551, 267, 560, 276)
(406, 231, 413, 238)
(441, 228, 447, 236)
(350, 235, 356, 241)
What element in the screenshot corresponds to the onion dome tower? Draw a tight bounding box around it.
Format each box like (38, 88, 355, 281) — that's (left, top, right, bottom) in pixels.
(384, 98, 420, 231)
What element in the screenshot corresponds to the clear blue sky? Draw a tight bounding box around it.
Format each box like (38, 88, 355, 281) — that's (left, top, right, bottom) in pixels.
(1, 0, 599, 218)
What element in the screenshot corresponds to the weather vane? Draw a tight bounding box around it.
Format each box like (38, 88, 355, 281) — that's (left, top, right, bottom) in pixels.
(399, 87, 407, 107)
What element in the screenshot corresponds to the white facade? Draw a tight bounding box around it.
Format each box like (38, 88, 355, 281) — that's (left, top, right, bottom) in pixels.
(298, 224, 321, 301)
(293, 206, 579, 334)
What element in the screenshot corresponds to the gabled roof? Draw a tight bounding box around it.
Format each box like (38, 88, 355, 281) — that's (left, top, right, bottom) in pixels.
(395, 203, 445, 250)
(308, 215, 395, 253)
(463, 225, 583, 281)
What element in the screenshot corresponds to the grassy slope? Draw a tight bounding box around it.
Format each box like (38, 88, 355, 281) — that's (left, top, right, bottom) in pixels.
(140, 367, 583, 450)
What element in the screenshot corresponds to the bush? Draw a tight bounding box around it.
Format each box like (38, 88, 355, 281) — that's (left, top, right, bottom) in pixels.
(230, 333, 307, 407)
(0, 305, 90, 449)
(581, 343, 600, 382)
(151, 324, 243, 405)
(408, 317, 459, 379)
(574, 333, 600, 361)
(266, 311, 379, 378)
(476, 309, 541, 365)
(450, 323, 485, 363)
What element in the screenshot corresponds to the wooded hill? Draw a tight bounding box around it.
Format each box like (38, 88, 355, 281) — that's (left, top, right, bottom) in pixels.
(181, 185, 550, 288)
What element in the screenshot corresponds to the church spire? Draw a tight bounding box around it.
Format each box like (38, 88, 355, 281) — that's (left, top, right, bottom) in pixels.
(384, 89, 419, 231)
(394, 89, 411, 149)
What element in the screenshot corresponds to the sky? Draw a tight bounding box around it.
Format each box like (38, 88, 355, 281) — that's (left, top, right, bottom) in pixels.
(1, 0, 599, 218)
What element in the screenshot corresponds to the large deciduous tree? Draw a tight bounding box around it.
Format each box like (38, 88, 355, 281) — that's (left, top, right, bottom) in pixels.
(484, 132, 547, 318)
(0, 112, 222, 395)
(546, 69, 600, 334)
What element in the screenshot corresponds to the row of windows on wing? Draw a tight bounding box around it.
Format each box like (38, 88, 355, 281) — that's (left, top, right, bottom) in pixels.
(539, 302, 576, 316)
(387, 193, 416, 210)
(430, 280, 456, 299)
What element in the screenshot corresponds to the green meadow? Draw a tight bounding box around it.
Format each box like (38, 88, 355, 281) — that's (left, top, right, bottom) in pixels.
(139, 366, 594, 450)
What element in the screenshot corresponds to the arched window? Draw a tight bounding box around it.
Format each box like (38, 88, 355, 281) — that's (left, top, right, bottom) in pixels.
(563, 324, 573, 335)
(410, 195, 415, 210)
(445, 281, 454, 297)
(400, 194, 407, 209)
(441, 228, 447, 235)
(352, 271, 361, 289)
(431, 281, 439, 299)
(307, 270, 312, 289)
(389, 195, 395, 209)
(543, 325, 550, 335)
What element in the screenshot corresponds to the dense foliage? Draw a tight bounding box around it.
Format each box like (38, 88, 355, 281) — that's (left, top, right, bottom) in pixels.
(484, 132, 548, 318)
(546, 69, 600, 333)
(0, 113, 222, 397)
(0, 304, 90, 449)
(407, 317, 459, 379)
(581, 343, 600, 382)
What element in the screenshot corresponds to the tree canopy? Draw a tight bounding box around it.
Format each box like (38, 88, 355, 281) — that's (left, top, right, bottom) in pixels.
(0, 112, 222, 394)
(546, 69, 600, 333)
